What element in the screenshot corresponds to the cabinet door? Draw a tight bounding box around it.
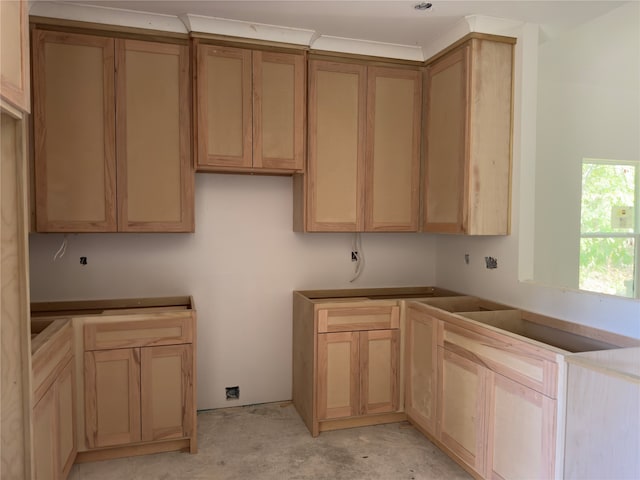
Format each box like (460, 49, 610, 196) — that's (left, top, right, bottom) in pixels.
(405, 307, 438, 436)
(32, 29, 117, 232)
(486, 372, 556, 480)
(253, 51, 305, 171)
(365, 67, 421, 231)
(307, 60, 366, 231)
(116, 39, 193, 232)
(423, 46, 469, 234)
(141, 344, 194, 442)
(360, 329, 399, 415)
(317, 332, 359, 419)
(0, 0, 29, 111)
(85, 348, 141, 448)
(196, 44, 252, 169)
(33, 386, 57, 480)
(438, 347, 487, 476)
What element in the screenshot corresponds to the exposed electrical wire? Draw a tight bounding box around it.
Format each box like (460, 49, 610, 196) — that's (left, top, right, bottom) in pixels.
(53, 234, 68, 261)
(350, 232, 365, 283)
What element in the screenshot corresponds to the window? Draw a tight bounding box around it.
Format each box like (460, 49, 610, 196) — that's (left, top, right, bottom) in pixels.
(580, 159, 639, 297)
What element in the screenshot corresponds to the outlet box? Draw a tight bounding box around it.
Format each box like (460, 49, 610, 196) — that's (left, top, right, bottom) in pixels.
(225, 386, 239, 400)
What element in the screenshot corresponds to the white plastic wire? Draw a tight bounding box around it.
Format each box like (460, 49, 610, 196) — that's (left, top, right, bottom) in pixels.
(349, 232, 365, 283)
(53, 234, 68, 261)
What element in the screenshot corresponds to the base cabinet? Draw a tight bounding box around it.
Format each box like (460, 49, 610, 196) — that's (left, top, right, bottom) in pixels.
(33, 359, 76, 480)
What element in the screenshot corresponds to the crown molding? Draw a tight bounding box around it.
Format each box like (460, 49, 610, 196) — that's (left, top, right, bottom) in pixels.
(310, 35, 425, 62)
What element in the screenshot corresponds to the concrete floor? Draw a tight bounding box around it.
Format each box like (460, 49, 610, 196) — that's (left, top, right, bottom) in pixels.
(69, 402, 471, 479)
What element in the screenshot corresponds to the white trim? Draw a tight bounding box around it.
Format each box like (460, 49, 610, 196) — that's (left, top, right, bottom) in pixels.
(310, 35, 424, 62)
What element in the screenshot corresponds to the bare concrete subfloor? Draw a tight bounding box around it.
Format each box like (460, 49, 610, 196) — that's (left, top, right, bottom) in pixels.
(69, 402, 471, 480)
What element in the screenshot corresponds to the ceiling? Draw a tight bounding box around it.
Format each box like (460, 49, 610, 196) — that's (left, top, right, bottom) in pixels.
(42, 0, 625, 48)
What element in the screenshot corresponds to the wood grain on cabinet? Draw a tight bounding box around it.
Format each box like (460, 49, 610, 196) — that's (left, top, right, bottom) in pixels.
(438, 347, 487, 476)
(405, 305, 438, 436)
(33, 385, 57, 480)
(306, 60, 366, 231)
(1, 111, 32, 479)
(360, 329, 399, 415)
(84, 348, 142, 448)
(195, 43, 305, 173)
(365, 67, 421, 231)
(300, 60, 421, 232)
(423, 36, 514, 235)
(116, 39, 193, 232)
(33, 30, 116, 232)
(0, 0, 30, 111)
(32, 28, 194, 233)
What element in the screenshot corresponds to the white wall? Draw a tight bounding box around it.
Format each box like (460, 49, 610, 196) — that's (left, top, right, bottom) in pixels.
(29, 174, 438, 409)
(435, 11, 640, 339)
(534, 2, 640, 288)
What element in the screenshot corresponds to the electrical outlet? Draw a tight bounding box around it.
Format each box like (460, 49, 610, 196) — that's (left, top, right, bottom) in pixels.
(225, 386, 239, 400)
(484, 256, 498, 269)
(351, 251, 358, 262)
(80, 256, 87, 265)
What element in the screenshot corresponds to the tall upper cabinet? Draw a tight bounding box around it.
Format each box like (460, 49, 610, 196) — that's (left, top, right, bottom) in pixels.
(423, 35, 515, 235)
(0, 0, 30, 111)
(194, 42, 305, 173)
(294, 59, 421, 232)
(32, 28, 194, 232)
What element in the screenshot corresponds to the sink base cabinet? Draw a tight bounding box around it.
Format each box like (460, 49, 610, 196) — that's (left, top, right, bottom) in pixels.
(293, 293, 404, 436)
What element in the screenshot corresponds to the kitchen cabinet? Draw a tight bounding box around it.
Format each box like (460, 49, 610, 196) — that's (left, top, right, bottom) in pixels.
(293, 293, 405, 436)
(31, 296, 197, 463)
(83, 317, 195, 450)
(32, 29, 193, 232)
(423, 35, 514, 235)
(31, 319, 76, 480)
(404, 304, 439, 437)
(294, 59, 421, 232)
(0, 0, 30, 111)
(195, 42, 305, 173)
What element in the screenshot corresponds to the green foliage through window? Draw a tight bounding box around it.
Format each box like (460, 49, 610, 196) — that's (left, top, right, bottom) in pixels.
(579, 159, 639, 298)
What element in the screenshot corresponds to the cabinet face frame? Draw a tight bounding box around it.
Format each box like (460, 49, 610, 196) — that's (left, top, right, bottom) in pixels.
(32, 29, 117, 232)
(195, 44, 252, 169)
(364, 66, 421, 232)
(307, 59, 367, 232)
(423, 45, 470, 234)
(252, 50, 305, 171)
(115, 39, 194, 232)
(0, 0, 30, 111)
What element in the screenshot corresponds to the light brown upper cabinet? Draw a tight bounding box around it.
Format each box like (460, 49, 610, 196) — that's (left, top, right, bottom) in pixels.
(295, 59, 421, 232)
(0, 0, 30, 112)
(32, 29, 194, 232)
(195, 42, 305, 173)
(423, 36, 514, 235)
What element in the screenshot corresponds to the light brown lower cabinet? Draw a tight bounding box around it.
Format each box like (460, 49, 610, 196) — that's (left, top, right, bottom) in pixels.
(33, 359, 76, 480)
(85, 344, 194, 449)
(317, 329, 399, 421)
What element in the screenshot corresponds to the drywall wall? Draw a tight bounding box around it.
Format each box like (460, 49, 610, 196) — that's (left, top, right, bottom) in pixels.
(534, 2, 640, 289)
(29, 174, 438, 409)
(435, 9, 640, 339)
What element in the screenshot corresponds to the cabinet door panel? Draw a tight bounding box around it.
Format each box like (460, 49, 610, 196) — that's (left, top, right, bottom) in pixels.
(33, 30, 116, 232)
(438, 347, 486, 476)
(253, 51, 305, 170)
(423, 46, 468, 233)
(116, 39, 193, 232)
(487, 373, 556, 480)
(360, 329, 399, 415)
(196, 44, 252, 168)
(141, 344, 194, 441)
(317, 332, 359, 419)
(307, 60, 366, 231)
(365, 67, 421, 231)
(0, 0, 29, 111)
(85, 348, 141, 448)
(405, 307, 438, 436)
